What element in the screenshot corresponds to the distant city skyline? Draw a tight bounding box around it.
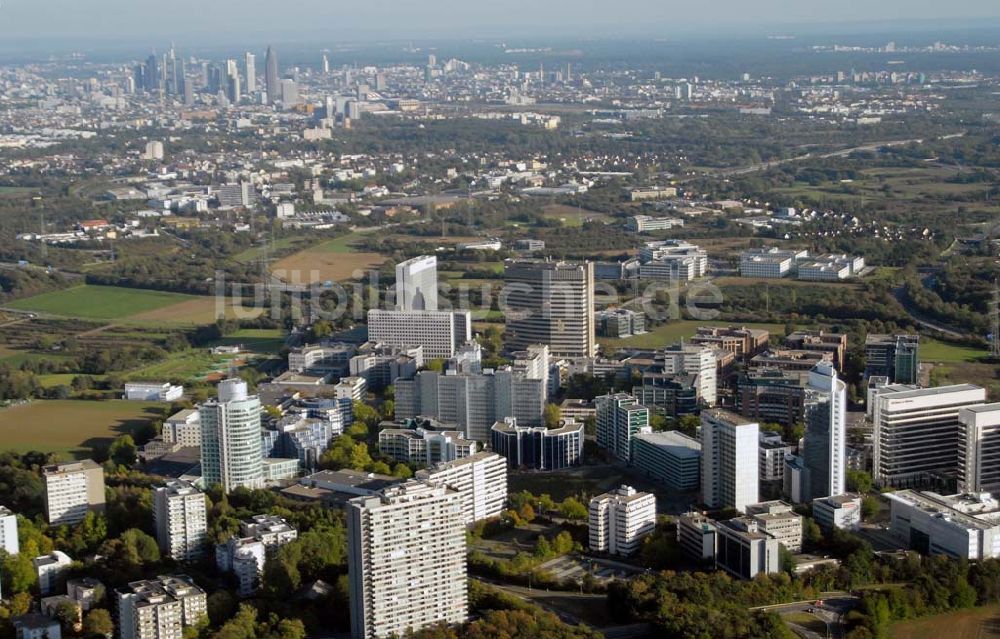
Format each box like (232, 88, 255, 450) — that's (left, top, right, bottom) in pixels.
(1, 0, 998, 44)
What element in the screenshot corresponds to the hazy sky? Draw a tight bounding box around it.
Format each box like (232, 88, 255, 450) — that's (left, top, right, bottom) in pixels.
(2, 0, 998, 42)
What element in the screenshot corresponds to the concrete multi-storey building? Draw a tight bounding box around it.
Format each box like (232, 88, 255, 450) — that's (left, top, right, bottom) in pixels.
(873, 384, 986, 487)
(626, 215, 684, 233)
(595, 309, 646, 338)
(637, 240, 707, 281)
(595, 393, 649, 462)
(395, 255, 439, 312)
(588, 486, 657, 556)
(715, 518, 780, 579)
(216, 515, 297, 597)
(959, 403, 1000, 494)
(349, 343, 422, 391)
(490, 417, 584, 470)
(745, 501, 803, 553)
(691, 326, 770, 359)
(379, 426, 477, 465)
(367, 309, 472, 360)
(785, 331, 848, 371)
(43, 460, 105, 526)
(658, 343, 718, 406)
(701, 410, 759, 513)
(416, 452, 508, 524)
(887, 491, 1000, 560)
(633, 372, 699, 418)
(116, 576, 207, 639)
(503, 260, 596, 358)
(737, 370, 806, 427)
(33, 551, 72, 596)
(676, 512, 717, 562)
(124, 382, 184, 402)
(288, 343, 356, 375)
(630, 429, 701, 491)
(347, 481, 468, 639)
(865, 334, 919, 384)
(739, 247, 809, 278)
(153, 481, 207, 562)
(801, 363, 847, 501)
(812, 494, 863, 531)
(200, 379, 264, 493)
(759, 431, 794, 485)
(162, 409, 201, 447)
(0, 505, 18, 555)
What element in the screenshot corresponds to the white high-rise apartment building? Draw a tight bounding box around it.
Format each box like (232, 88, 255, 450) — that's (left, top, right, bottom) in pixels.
(395, 255, 439, 312)
(588, 485, 657, 556)
(801, 363, 847, 500)
(43, 460, 105, 526)
(244, 52, 256, 94)
(701, 410, 759, 513)
(0, 506, 18, 555)
(200, 379, 264, 493)
(503, 260, 596, 358)
(873, 384, 986, 487)
(659, 343, 717, 406)
(117, 576, 207, 639)
(416, 452, 508, 524)
(347, 481, 467, 639)
(959, 403, 1000, 494)
(33, 551, 71, 595)
(367, 310, 471, 360)
(154, 480, 207, 562)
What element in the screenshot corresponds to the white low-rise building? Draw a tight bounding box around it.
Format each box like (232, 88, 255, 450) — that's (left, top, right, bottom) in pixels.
(124, 382, 184, 402)
(812, 494, 863, 531)
(0, 506, 18, 555)
(887, 490, 1000, 560)
(162, 409, 201, 447)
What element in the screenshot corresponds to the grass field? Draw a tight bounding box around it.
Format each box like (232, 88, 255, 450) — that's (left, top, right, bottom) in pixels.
(542, 204, 612, 227)
(0, 400, 167, 457)
(8, 285, 202, 321)
(272, 232, 387, 284)
(210, 328, 287, 354)
(600, 320, 789, 351)
(921, 339, 988, 363)
(890, 605, 1000, 639)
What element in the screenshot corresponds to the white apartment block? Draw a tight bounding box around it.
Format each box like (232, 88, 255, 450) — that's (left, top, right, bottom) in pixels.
(335, 376, 368, 402)
(162, 409, 201, 447)
(745, 501, 803, 553)
(124, 382, 184, 402)
(200, 379, 265, 493)
(873, 384, 986, 487)
(959, 403, 1000, 495)
(395, 255, 439, 312)
(347, 481, 468, 639)
(33, 551, 72, 596)
(588, 486, 657, 557)
(117, 576, 207, 639)
(887, 490, 1000, 560)
(812, 494, 862, 532)
(216, 537, 266, 597)
(367, 309, 472, 359)
(659, 344, 718, 406)
(43, 460, 106, 526)
(416, 452, 508, 524)
(241, 515, 298, 548)
(701, 410, 759, 513)
(378, 428, 478, 466)
(154, 481, 207, 562)
(0, 505, 18, 555)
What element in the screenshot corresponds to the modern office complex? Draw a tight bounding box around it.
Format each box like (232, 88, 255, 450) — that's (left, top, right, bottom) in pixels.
(715, 517, 781, 579)
(737, 370, 806, 427)
(887, 491, 1000, 560)
(630, 429, 701, 491)
(865, 334, 919, 384)
(700, 410, 759, 513)
(633, 372, 700, 418)
(0, 505, 19, 555)
(347, 481, 468, 639)
(800, 363, 847, 501)
(812, 494, 863, 531)
(676, 512, 718, 562)
(637, 240, 708, 281)
(658, 343, 718, 406)
(503, 260, 596, 358)
(162, 409, 201, 447)
(490, 417, 584, 470)
(872, 384, 986, 487)
(153, 480, 207, 562)
(395, 255, 439, 311)
(588, 486, 657, 556)
(416, 452, 508, 524)
(745, 501, 803, 553)
(42, 460, 106, 526)
(116, 576, 207, 639)
(959, 404, 1000, 494)
(367, 309, 472, 360)
(378, 426, 478, 466)
(739, 247, 809, 278)
(691, 326, 770, 359)
(595, 393, 649, 462)
(200, 379, 265, 493)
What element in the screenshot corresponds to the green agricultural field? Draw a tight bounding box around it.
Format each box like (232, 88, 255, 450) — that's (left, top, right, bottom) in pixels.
(0, 399, 167, 458)
(890, 605, 1000, 639)
(921, 339, 988, 363)
(210, 328, 287, 354)
(126, 349, 243, 383)
(8, 285, 200, 321)
(600, 320, 789, 351)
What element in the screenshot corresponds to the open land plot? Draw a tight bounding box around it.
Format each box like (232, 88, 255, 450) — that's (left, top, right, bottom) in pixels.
(272, 233, 388, 283)
(0, 399, 167, 457)
(542, 204, 613, 227)
(125, 349, 247, 383)
(8, 285, 202, 321)
(889, 605, 1000, 639)
(921, 338, 989, 363)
